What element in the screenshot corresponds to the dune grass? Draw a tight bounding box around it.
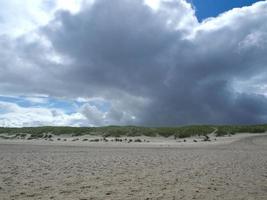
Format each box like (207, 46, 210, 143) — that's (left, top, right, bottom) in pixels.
(0, 124, 266, 139)
(215, 125, 266, 136)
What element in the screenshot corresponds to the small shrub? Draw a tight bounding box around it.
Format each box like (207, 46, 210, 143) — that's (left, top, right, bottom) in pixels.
(90, 139, 100, 142)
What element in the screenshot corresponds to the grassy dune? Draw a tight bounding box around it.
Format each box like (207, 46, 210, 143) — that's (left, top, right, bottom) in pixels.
(0, 124, 266, 139)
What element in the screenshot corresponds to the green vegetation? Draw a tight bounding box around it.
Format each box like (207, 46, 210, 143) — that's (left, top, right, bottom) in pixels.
(174, 126, 214, 139)
(0, 124, 266, 139)
(215, 125, 266, 136)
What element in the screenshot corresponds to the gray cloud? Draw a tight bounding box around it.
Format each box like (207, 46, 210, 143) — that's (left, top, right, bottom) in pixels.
(1, 0, 267, 126)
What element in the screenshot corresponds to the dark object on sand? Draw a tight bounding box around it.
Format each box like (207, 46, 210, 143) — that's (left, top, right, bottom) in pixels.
(115, 138, 123, 142)
(203, 135, 211, 142)
(90, 139, 100, 142)
(193, 139, 197, 142)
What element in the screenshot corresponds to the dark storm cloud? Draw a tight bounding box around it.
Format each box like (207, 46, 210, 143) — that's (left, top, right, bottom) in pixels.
(42, 0, 181, 97)
(1, 0, 267, 126)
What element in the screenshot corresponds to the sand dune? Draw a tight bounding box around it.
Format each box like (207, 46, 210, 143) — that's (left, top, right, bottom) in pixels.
(0, 134, 267, 200)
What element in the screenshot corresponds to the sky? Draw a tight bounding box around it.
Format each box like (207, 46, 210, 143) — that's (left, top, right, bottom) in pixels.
(190, 0, 264, 20)
(0, 0, 267, 127)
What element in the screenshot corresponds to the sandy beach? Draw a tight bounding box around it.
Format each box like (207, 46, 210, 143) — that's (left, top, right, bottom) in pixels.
(0, 134, 267, 200)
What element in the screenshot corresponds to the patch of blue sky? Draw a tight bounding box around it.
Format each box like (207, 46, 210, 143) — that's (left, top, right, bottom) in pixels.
(0, 108, 8, 115)
(189, 0, 264, 21)
(44, 98, 78, 114)
(0, 95, 31, 107)
(0, 95, 20, 103)
(0, 95, 73, 113)
(0, 95, 111, 114)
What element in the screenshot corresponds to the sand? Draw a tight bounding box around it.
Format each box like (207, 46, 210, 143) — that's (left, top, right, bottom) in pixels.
(0, 134, 267, 200)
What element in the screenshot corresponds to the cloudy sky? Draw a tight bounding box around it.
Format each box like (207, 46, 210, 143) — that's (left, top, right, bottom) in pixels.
(0, 0, 267, 127)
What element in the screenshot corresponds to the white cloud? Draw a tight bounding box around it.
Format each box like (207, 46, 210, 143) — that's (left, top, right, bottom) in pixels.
(145, 0, 198, 35)
(80, 104, 106, 126)
(0, 101, 87, 127)
(80, 102, 137, 126)
(0, 98, 136, 127)
(24, 96, 49, 104)
(191, 0, 267, 38)
(0, 0, 85, 38)
(55, 0, 84, 14)
(76, 97, 106, 103)
(0, 0, 52, 37)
